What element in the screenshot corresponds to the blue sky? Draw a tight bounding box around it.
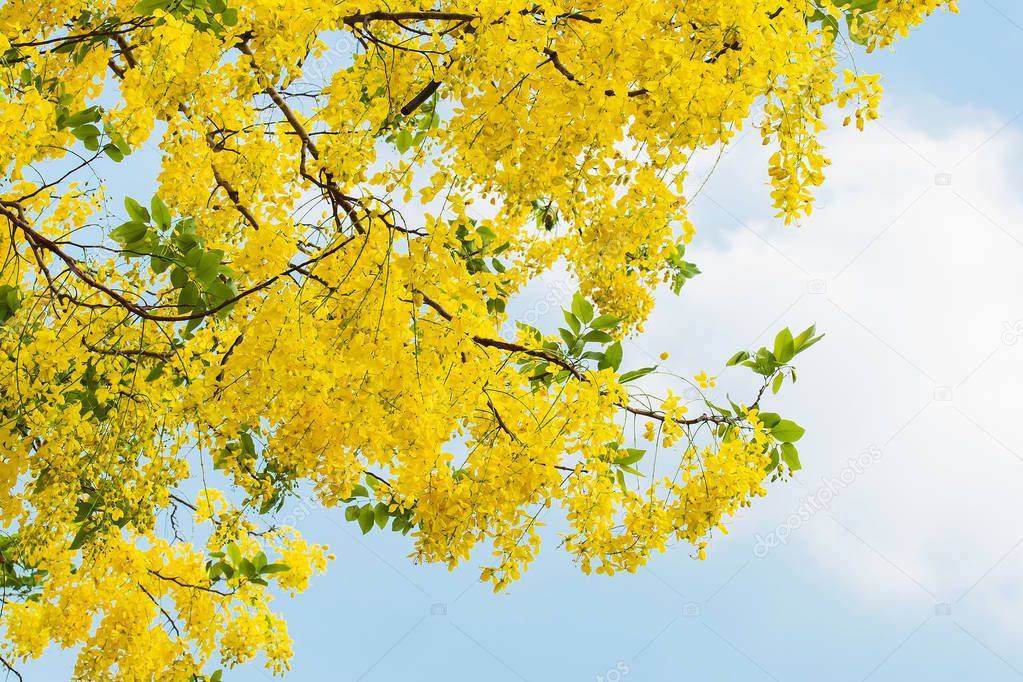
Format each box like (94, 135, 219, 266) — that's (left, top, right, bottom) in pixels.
(21, 2, 1023, 680)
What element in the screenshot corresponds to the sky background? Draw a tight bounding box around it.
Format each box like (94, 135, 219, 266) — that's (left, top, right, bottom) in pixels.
(20, 1, 1023, 680)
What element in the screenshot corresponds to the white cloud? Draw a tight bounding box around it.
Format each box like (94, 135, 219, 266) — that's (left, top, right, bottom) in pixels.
(632, 103, 1023, 634)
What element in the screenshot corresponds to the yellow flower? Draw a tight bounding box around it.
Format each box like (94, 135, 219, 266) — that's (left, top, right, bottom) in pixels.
(694, 371, 717, 389)
(0, 0, 952, 673)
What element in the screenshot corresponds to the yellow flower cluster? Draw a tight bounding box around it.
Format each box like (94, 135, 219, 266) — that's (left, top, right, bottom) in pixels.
(0, 0, 953, 676)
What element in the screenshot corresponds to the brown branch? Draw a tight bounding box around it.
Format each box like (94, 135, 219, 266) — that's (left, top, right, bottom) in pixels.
(0, 653, 23, 682)
(83, 340, 173, 360)
(414, 289, 586, 381)
(541, 48, 577, 82)
(148, 569, 233, 597)
(211, 166, 260, 231)
(138, 582, 183, 638)
(343, 11, 478, 27)
(400, 80, 441, 116)
(0, 202, 359, 322)
(621, 403, 732, 427)
(168, 493, 198, 512)
(113, 34, 137, 69)
(539, 47, 649, 97)
(10, 21, 145, 49)
(486, 393, 587, 474)
(553, 11, 602, 24)
(237, 41, 367, 237)
(215, 333, 245, 384)
(414, 288, 746, 428)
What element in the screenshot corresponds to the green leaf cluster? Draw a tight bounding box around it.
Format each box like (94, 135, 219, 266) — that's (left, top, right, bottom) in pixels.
(665, 244, 701, 295)
(725, 324, 822, 394)
(807, 0, 881, 45)
(389, 92, 441, 154)
(213, 427, 297, 514)
(0, 534, 45, 600)
(206, 542, 289, 587)
(448, 221, 511, 314)
(69, 484, 136, 550)
(112, 195, 238, 332)
(134, 0, 239, 35)
(341, 476, 416, 536)
(0, 284, 21, 324)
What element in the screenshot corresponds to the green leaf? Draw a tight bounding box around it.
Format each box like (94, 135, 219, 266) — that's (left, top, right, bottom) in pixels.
(134, 0, 172, 12)
(570, 293, 594, 324)
(842, 0, 880, 11)
(208, 562, 226, 581)
(475, 225, 496, 243)
(774, 328, 794, 363)
(62, 107, 101, 129)
(103, 144, 124, 162)
(771, 419, 805, 443)
(150, 195, 172, 230)
(706, 399, 731, 417)
(757, 412, 781, 429)
(771, 372, 784, 394)
(728, 396, 744, 417)
(562, 310, 581, 334)
(196, 249, 224, 284)
(225, 542, 241, 565)
(797, 333, 824, 355)
(599, 341, 623, 371)
(238, 558, 255, 579)
(374, 502, 389, 529)
(344, 505, 359, 521)
(395, 129, 413, 154)
(589, 314, 620, 330)
(110, 221, 148, 245)
(260, 563, 290, 574)
(618, 366, 656, 383)
(613, 448, 645, 466)
(170, 266, 189, 289)
(726, 350, 749, 367)
(793, 324, 816, 350)
(581, 329, 613, 344)
(0, 285, 21, 323)
(177, 281, 201, 315)
(206, 279, 236, 313)
(124, 196, 150, 223)
(184, 244, 203, 268)
(145, 362, 165, 382)
(239, 431, 256, 457)
(358, 505, 374, 534)
(210, 670, 224, 682)
(71, 123, 101, 140)
(69, 523, 95, 550)
(780, 443, 802, 471)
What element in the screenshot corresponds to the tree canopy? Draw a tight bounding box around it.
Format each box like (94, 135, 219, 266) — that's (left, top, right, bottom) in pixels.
(0, 0, 955, 678)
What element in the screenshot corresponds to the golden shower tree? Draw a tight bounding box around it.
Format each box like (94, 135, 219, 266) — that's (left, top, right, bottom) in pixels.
(0, 0, 954, 678)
